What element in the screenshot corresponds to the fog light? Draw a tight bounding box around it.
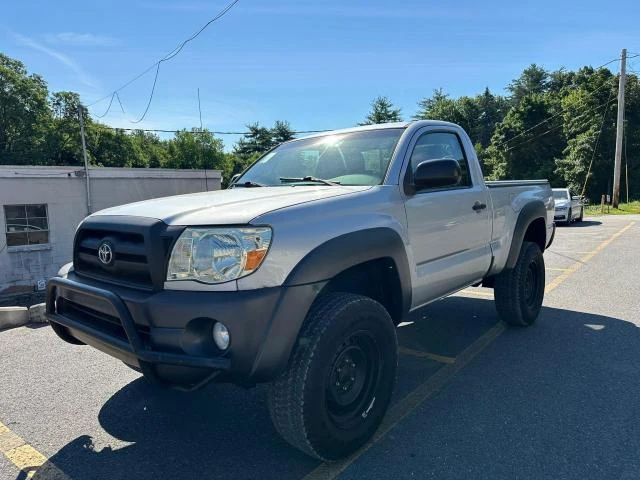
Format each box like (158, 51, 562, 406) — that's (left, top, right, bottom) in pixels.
(213, 322, 230, 350)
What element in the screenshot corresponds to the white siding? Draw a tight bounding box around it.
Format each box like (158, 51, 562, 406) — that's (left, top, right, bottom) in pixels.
(0, 167, 222, 295)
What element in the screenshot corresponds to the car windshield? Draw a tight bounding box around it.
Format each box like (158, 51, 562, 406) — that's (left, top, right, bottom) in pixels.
(234, 128, 405, 187)
(553, 190, 569, 200)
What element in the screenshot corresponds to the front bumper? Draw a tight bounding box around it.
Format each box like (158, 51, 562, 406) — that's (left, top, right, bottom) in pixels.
(47, 274, 320, 388)
(554, 210, 568, 221)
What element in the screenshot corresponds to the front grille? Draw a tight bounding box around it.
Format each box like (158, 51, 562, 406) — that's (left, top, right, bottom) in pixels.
(72, 216, 183, 291)
(57, 297, 150, 342)
(75, 228, 152, 289)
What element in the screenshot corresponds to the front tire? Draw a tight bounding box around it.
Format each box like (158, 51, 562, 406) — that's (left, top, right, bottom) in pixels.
(267, 293, 398, 461)
(494, 241, 545, 326)
(565, 208, 572, 225)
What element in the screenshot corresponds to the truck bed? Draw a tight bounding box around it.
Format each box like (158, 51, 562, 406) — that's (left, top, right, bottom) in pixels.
(485, 180, 550, 188)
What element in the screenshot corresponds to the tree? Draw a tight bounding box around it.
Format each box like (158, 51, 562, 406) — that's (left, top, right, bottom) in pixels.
(47, 91, 86, 165)
(361, 96, 402, 125)
(555, 70, 617, 198)
(507, 64, 550, 105)
(233, 121, 296, 160)
(0, 54, 51, 165)
(271, 120, 295, 144)
(485, 94, 564, 182)
(233, 123, 274, 159)
(165, 129, 226, 170)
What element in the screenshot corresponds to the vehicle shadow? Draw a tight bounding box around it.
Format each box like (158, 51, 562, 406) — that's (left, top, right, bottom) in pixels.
(34, 297, 640, 480)
(560, 219, 602, 227)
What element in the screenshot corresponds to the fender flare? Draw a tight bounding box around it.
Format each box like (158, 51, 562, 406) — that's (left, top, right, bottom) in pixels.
(505, 200, 547, 269)
(283, 227, 412, 317)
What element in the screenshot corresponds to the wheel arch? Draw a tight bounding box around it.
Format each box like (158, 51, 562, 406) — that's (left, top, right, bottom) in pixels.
(283, 228, 412, 323)
(505, 201, 547, 269)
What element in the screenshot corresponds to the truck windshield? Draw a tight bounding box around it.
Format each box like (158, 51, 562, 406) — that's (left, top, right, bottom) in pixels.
(234, 128, 405, 187)
(553, 190, 569, 200)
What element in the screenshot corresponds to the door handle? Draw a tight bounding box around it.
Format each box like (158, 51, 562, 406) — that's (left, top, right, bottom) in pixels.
(472, 201, 487, 211)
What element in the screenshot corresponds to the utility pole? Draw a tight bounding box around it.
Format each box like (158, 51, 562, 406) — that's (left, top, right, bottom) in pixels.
(613, 48, 626, 208)
(78, 104, 92, 214)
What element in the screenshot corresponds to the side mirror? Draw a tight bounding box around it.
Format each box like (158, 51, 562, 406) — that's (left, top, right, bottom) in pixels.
(230, 173, 241, 185)
(412, 159, 461, 192)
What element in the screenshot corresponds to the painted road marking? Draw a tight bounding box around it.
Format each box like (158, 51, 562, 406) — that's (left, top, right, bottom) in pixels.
(546, 268, 571, 271)
(0, 420, 69, 480)
(304, 322, 506, 480)
(549, 251, 597, 255)
(457, 289, 493, 298)
(545, 222, 635, 294)
(399, 347, 456, 364)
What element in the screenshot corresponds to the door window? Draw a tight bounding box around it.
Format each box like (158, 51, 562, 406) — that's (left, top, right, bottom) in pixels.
(409, 132, 472, 189)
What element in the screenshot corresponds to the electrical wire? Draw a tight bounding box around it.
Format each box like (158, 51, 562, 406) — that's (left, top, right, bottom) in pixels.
(504, 93, 615, 153)
(96, 126, 332, 135)
(88, 0, 241, 122)
(494, 54, 636, 150)
(580, 87, 616, 196)
(131, 63, 161, 123)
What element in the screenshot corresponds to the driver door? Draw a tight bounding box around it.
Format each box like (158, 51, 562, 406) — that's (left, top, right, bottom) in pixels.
(403, 129, 492, 308)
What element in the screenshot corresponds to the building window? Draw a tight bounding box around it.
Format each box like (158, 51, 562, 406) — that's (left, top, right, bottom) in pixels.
(4, 204, 50, 247)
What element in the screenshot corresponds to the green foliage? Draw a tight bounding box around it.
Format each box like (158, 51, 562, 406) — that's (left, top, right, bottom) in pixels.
(0, 53, 51, 165)
(485, 94, 564, 182)
(361, 96, 403, 125)
(233, 121, 295, 160)
(414, 88, 509, 152)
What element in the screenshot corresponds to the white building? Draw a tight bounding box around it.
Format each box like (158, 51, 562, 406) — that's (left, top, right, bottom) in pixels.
(0, 166, 221, 298)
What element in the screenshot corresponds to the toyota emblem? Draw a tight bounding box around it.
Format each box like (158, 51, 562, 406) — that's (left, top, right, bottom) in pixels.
(98, 242, 114, 266)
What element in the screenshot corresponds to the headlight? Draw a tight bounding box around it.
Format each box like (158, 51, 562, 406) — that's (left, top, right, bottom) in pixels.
(166, 227, 272, 284)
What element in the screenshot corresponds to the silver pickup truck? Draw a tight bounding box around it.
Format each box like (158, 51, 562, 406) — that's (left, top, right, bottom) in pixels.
(47, 120, 555, 460)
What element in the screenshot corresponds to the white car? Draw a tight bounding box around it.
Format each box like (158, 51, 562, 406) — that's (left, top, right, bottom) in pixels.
(552, 188, 584, 225)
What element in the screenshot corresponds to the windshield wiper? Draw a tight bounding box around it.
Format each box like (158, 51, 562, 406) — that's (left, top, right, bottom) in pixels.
(279, 176, 341, 186)
(233, 181, 264, 188)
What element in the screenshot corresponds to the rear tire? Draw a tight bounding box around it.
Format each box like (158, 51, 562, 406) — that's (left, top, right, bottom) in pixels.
(267, 293, 398, 461)
(494, 241, 545, 326)
(565, 208, 572, 225)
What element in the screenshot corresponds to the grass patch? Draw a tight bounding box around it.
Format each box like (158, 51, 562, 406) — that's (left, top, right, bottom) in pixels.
(585, 200, 640, 216)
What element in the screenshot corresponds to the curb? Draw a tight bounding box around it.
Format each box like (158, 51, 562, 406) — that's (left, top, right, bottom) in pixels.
(29, 303, 48, 324)
(0, 306, 30, 331)
(0, 304, 48, 331)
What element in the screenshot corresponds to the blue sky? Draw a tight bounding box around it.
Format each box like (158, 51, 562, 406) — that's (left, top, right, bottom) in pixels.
(3, 0, 640, 148)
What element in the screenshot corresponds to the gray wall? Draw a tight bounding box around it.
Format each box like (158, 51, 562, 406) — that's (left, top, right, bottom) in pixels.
(0, 167, 221, 296)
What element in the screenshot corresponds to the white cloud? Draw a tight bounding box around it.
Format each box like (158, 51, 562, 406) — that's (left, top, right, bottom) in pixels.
(44, 32, 121, 47)
(12, 32, 99, 88)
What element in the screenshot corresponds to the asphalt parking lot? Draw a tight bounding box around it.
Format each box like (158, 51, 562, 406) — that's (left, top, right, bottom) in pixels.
(1, 215, 639, 480)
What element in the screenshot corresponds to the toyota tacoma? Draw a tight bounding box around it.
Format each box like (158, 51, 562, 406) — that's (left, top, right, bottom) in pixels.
(47, 120, 555, 460)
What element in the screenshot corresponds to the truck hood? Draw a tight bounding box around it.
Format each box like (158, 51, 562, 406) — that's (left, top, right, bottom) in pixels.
(90, 185, 371, 225)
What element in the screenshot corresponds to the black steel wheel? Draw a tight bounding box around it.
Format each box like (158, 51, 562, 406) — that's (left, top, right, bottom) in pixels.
(494, 241, 545, 326)
(267, 293, 397, 460)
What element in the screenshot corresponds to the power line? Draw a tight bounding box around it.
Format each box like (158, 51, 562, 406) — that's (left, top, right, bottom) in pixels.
(88, 0, 241, 122)
(581, 86, 616, 196)
(96, 126, 332, 135)
(504, 93, 615, 153)
(495, 54, 640, 150)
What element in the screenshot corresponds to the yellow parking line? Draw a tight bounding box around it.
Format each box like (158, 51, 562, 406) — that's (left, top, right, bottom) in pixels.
(549, 251, 596, 255)
(545, 222, 635, 294)
(304, 322, 505, 480)
(456, 289, 493, 298)
(399, 347, 456, 364)
(0, 420, 69, 480)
